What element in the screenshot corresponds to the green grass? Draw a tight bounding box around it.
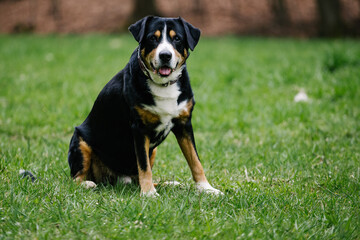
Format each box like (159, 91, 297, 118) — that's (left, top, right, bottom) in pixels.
(1, 34, 360, 239)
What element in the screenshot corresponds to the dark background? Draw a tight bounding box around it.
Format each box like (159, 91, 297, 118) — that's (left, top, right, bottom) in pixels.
(0, 0, 359, 37)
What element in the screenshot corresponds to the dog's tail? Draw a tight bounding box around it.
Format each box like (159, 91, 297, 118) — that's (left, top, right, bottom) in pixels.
(19, 169, 37, 182)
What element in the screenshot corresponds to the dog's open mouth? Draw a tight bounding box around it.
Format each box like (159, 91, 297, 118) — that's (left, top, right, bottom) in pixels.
(151, 63, 173, 77)
(158, 67, 172, 77)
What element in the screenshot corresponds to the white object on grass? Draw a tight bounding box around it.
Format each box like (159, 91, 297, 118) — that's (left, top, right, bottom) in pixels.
(294, 89, 309, 102)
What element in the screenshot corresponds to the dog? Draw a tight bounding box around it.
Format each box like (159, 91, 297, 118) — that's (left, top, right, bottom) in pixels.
(67, 16, 222, 196)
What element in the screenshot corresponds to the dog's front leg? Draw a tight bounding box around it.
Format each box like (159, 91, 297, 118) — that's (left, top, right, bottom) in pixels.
(173, 122, 223, 195)
(132, 128, 158, 197)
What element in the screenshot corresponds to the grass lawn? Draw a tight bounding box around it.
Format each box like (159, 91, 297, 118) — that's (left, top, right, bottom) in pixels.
(0, 34, 359, 239)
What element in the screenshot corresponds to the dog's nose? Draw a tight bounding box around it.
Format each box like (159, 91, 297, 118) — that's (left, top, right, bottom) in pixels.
(159, 50, 172, 62)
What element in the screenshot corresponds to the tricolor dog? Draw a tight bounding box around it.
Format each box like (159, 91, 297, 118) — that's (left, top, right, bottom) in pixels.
(67, 16, 222, 196)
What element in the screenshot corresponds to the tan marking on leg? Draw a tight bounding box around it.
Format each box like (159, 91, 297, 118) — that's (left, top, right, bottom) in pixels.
(149, 147, 157, 169)
(169, 30, 176, 39)
(73, 136, 118, 185)
(134, 106, 160, 125)
(176, 133, 223, 195)
(74, 138, 92, 182)
(154, 30, 161, 39)
(177, 99, 194, 124)
(91, 154, 116, 183)
(175, 134, 207, 183)
(91, 155, 103, 182)
(137, 137, 156, 195)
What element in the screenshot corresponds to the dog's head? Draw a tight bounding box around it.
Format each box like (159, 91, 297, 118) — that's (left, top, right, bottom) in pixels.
(129, 16, 201, 85)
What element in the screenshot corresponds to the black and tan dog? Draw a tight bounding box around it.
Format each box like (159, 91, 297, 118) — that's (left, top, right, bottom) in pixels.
(68, 16, 222, 196)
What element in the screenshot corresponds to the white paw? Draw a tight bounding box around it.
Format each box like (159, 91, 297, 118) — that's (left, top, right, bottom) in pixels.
(140, 188, 159, 197)
(118, 176, 132, 184)
(81, 180, 97, 189)
(196, 182, 224, 195)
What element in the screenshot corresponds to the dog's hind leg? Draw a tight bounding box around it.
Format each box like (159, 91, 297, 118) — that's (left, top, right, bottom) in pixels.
(132, 129, 158, 197)
(68, 128, 97, 189)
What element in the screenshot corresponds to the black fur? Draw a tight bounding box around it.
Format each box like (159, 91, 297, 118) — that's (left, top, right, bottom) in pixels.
(179, 17, 201, 51)
(128, 16, 153, 44)
(68, 16, 201, 182)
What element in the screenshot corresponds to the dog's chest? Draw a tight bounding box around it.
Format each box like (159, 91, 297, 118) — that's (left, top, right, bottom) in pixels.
(143, 82, 188, 147)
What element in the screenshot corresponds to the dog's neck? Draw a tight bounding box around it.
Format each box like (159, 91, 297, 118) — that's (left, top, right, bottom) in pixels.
(137, 47, 178, 87)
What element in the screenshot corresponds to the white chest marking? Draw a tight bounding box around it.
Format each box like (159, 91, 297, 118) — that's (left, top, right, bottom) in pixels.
(144, 81, 188, 147)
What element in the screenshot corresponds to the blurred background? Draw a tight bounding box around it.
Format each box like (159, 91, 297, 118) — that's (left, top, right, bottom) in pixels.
(0, 0, 359, 37)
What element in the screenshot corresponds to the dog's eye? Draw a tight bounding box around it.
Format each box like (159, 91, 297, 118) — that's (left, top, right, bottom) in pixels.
(149, 35, 157, 41)
(173, 36, 181, 42)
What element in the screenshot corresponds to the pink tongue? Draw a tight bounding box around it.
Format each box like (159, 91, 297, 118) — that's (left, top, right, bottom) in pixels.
(159, 67, 172, 76)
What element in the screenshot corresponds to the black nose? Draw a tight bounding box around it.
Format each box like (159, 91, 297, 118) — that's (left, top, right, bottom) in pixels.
(159, 50, 172, 62)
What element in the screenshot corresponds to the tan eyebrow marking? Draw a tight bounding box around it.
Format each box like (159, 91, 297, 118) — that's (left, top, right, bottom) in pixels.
(169, 30, 176, 39)
(154, 30, 161, 39)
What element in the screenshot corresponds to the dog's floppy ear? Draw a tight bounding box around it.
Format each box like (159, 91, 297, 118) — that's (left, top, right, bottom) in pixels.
(128, 16, 153, 43)
(179, 17, 201, 51)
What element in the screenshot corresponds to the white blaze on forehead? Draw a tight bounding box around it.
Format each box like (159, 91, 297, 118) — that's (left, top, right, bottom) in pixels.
(155, 24, 176, 69)
(145, 22, 184, 85)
